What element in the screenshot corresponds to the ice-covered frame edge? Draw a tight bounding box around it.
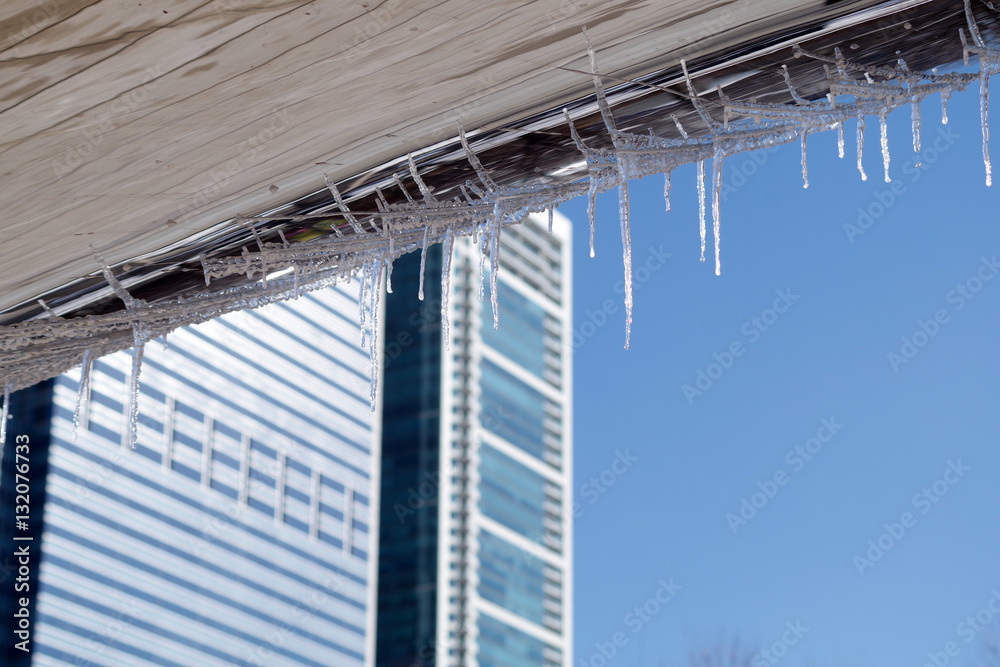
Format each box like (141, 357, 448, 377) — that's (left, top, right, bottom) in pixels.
(1, 0, 997, 443)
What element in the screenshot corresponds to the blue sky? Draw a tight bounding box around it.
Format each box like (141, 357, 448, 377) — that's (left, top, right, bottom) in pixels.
(561, 73, 1000, 667)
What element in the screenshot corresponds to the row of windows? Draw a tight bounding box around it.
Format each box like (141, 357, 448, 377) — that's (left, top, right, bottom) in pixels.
(477, 612, 561, 667)
(479, 359, 562, 470)
(81, 366, 369, 560)
(478, 443, 563, 555)
(477, 530, 562, 632)
(498, 216, 564, 306)
(480, 276, 563, 391)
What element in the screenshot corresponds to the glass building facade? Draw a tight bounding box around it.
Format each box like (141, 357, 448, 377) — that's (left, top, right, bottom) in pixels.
(0, 286, 380, 666)
(376, 211, 572, 666)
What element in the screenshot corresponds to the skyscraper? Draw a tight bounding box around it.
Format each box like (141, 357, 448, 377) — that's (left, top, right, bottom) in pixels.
(0, 285, 380, 666)
(377, 211, 573, 666)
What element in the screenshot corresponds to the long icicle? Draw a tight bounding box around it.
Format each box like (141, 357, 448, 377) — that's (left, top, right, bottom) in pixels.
(479, 233, 487, 302)
(712, 152, 724, 276)
(698, 160, 707, 262)
(126, 341, 144, 450)
(359, 263, 368, 347)
(857, 115, 869, 181)
(981, 64, 993, 186)
(618, 179, 633, 349)
(0, 385, 9, 451)
(879, 111, 891, 183)
(664, 170, 672, 212)
(440, 230, 455, 351)
(418, 226, 430, 301)
(587, 175, 598, 258)
(801, 130, 810, 189)
(489, 210, 502, 331)
(368, 260, 382, 412)
(911, 95, 923, 168)
(73, 350, 94, 442)
(565, 107, 597, 257)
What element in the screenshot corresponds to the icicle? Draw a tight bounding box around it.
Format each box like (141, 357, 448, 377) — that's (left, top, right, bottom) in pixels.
(856, 115, 868, 181)
(801, 130, 810, 189)
(407, 154, 438, 203)
(618, 179, 633, 349)
(73, 350, 93, 442)
(587, 174, 597, 258)
(479, 233, 487, 302)
(393, 173, 416, 204)
(712, 152, 723, 276)
(583, 27, 618, 136)
(981, 67, 993, 186)
(385, 221, 394, 295)
(548, 207, 554, 234)
(324, 174, 365, 235)
(37, 299, 58, 319)
(664, 170, 672, 213)
(458, 121, 498, 191)
(941, 90, 951, 125)
(0, 384, 9, 451)
(781, 64, 808, 105)
(489, 211, 502, 331)
(564, 106, 597, 258)
(126, 342, 144, 450)
(367, 259, 382, 412)
(697, 160, 707, 262)
(671, 114, 690, 140)
(911, 95, 922, 168)
(358, 263, 368, 347)
(879, 111, 891, 183)
(837, 123, 845, 159)
(418, 226, 430, 301)
(440, 231, 455, 351)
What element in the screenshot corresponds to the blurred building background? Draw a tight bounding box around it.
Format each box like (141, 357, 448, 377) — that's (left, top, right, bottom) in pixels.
(0, 285, 379, 666)
(0, 211, 574, 667)
(376, 211, 573, 666)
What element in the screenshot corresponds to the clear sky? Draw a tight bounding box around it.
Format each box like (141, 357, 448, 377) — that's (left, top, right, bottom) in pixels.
(560, 69, 1000, 667)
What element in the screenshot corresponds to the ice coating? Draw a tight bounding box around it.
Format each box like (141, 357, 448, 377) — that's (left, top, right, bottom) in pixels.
(0, 24, 994, 403)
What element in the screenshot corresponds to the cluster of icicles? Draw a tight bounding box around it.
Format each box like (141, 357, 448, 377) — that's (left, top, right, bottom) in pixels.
(1, 0, 998, 451)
